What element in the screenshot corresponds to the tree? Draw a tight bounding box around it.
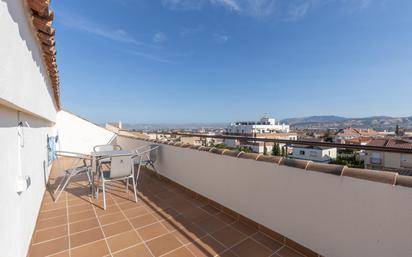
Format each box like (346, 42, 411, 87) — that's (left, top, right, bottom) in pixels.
(396, 124, 400, 136)
(272, 143, 281, 156)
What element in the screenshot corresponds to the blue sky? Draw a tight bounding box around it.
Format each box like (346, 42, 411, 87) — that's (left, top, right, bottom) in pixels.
(53, 0, 412, 124)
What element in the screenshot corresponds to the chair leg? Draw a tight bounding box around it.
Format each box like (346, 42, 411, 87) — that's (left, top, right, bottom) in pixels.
(102, 180, 106, 210)
(132, 175, 138, 203)
(126, 178, 129, 193)
(55, 171, 74, 202)
(96, 175, 100, 200)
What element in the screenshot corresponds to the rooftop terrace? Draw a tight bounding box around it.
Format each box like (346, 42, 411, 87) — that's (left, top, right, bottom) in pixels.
(29, 164, 309, 257)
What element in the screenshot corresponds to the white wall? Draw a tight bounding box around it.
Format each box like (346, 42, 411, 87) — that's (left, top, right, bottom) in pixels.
(56, 110, 116, 154)
(0, 104, 54, 257)
(0, 0, 57, 122)
(116, 136, 412, 257)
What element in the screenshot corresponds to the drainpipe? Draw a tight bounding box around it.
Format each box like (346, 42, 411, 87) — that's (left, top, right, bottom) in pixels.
(16, 111, 30, 194)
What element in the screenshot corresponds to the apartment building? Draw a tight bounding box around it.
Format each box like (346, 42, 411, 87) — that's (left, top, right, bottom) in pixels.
(289, 146, 337, 163)
(334, 128, 379, 143)
(364, 139, 412, 171)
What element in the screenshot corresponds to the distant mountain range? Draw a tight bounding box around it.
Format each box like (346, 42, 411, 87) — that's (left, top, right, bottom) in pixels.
(281, 116, 412, 131)
(110, 115, 412, 132)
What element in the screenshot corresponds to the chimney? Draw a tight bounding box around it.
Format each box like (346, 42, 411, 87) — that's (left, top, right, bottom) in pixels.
(118, 120, 122, 129)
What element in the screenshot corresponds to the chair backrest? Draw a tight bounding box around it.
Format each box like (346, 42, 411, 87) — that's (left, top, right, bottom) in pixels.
(109, 155, 133, 179)
(94, 144, 122, 152)
(149, 145, 159, 162)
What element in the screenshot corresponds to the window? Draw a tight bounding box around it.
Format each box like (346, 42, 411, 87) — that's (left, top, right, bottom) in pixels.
(299, 150, 305, 155)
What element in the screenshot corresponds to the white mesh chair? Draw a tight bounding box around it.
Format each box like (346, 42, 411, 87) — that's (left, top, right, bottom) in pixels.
(53, 151, 92, 202)
(93, 144, 122, 165)
(96, 154, 141, 210)
(135, 145, 160, 175)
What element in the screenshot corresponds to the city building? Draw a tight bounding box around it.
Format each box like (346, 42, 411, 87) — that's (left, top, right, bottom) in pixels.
(289, 146, 337, 163)
(364, 139, 412, 171)
(226, 116, 290, 135)
(334, 128, 379, 143)
(224, 133, 297, 153)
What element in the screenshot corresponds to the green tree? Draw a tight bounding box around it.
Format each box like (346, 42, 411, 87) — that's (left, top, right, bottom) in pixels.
(272, 143, 281, 156)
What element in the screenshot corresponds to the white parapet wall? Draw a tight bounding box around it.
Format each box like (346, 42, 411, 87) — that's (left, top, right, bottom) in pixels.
(115, 136, 412, 257)
(56, 110, 116, 154)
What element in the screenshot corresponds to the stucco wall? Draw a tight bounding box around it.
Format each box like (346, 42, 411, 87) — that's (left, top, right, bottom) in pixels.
(56, 110, 116, 154)
(0, 0, 57, 122)
(116, 136, 412, 257)
(0, 104, 54, 257)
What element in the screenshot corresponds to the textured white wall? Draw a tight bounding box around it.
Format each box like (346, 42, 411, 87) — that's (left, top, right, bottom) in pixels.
(116, 136, 412, 257)
(0, 0, 57, 122)
(56, 110, 116, 154)
(0, 104, 54, 257)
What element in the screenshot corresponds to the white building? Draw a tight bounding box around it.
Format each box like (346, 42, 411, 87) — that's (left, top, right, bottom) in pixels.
(226, 117, 290, 135)
(290, 146, 337, 163)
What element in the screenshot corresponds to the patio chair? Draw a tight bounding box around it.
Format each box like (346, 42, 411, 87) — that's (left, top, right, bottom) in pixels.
(135, 145, 160, 175)
(93, 144, 122, 165)
(96, 154, 141, 210)
(53, 151, 92, 202)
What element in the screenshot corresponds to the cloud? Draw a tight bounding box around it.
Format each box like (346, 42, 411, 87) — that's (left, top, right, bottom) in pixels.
(286, 1, 311, 21)
(162, 0, 378, 20)
(128, 50, 173, 63)
(153, 32, 167, 43)
(57, 11, 173, 63)
(214, 33, 230, 43)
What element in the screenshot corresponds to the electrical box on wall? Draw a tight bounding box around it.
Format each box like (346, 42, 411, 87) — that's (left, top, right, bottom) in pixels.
(16, 176, 31, 193)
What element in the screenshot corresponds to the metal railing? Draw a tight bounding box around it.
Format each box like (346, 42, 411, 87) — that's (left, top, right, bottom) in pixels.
(146, 131, 412, 154)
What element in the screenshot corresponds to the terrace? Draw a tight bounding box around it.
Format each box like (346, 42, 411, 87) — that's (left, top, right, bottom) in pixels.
(2, 1, 412, 257)
(26, 127, 412, 257)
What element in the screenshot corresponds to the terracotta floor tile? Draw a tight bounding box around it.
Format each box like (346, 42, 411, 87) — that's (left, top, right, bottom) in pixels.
(113, 243, 152, 257)
(70, 227, 104, 248)
(32, 225, 67, 244)
(211, 226, 248, 248)
(95, 204, 121, 216)
(195, 216, 227, 234)
(230, 221, 257, 236)
(129, 214, 158, 229)
(231, 238, 273, 257)
(186, 236, 226, 257)
(146, 233, 183, 256)
(252, 232, 284, 252)
(71, 239, 110, 257)
(69, 204, 94, 214)
(202, 205, 221, 215)
(218, 250, 239, 257)
(102, 220, 133, 237)
(70, 218, 100, 234)
(107, 230, 142, 253)
(277, 246, 306, 257)
(38, 208, 67, 221)
(137, 222, 169, 241)
(163, 247, 195, 257)
(171, 223, 207, 244)
(98, 212, 126, 226)
(49, 250, 70, 257)
(37, 215, 67, 230)
(215, 212, 237, 224)
(69, 210, 96, 223)
(29, 236, 69, 257)
(123, 206, 148, 219)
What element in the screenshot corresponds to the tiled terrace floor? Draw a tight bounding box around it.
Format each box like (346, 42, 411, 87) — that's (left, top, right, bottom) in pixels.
(28, 166, 307, 257)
